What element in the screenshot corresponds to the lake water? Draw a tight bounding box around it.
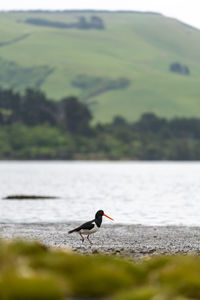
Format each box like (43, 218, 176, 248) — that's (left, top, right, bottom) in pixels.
(0, 161, 200, 226)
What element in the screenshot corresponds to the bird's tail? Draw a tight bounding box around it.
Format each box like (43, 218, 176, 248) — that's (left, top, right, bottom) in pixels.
(68, 229, 76, 234)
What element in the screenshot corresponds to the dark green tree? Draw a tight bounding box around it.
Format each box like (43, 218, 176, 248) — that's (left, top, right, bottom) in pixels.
(59, 97, 92, 135)
(169, 62, 190, 75)
(136, 113, 167, 133)
(90, 16, 105, 29)
(20, 89, 57, 126)
(78, 17, 89, 29)
(0, 89, 21, 124)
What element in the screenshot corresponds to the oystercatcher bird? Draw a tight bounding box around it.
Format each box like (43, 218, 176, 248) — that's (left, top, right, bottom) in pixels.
(68, 210, 114, 245)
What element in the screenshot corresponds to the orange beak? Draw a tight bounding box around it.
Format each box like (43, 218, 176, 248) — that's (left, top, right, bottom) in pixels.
(103, 213, 114, 221)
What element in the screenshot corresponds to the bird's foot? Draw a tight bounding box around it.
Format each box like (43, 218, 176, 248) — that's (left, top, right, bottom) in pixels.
(87, 235, 93, 245)
(79, 233, 84, 243)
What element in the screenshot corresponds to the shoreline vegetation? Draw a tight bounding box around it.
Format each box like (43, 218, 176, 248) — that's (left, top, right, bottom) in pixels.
(1, 87, 200, 160)
(1, 224, 200, 299)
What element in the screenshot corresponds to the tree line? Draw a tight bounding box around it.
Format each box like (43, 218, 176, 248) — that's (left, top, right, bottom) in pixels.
(0, 88, 91, 135)
(0, 87, 200, 160)
(25, 16, 105, 30)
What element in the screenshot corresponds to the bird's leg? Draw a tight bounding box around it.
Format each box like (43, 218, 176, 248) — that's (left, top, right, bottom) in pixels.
(79, 232, 84, 243)
(87, 235, 93, 245)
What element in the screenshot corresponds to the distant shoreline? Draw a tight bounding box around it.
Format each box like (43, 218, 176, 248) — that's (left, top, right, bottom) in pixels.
(1, 223, 200, 258)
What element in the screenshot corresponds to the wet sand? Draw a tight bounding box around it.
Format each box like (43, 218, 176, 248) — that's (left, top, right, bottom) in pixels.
(1, 223, 200, 258)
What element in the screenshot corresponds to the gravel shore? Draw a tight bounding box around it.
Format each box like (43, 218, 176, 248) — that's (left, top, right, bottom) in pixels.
(1, 223, 200, 258)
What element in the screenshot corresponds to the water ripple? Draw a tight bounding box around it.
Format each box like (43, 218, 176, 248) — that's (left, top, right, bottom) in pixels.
(0, 161, 200, 225)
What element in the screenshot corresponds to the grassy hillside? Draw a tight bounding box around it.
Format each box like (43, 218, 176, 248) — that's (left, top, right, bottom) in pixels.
(0, 11, 200, 122)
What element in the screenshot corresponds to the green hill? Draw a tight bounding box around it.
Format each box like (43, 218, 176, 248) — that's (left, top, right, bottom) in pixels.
(1, 10, 200, 122)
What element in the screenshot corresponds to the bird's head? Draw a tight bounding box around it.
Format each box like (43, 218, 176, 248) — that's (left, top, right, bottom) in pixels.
(95, 210, 114, 221)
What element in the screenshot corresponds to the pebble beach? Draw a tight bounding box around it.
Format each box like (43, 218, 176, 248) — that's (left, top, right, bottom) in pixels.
(1, 223, 200, 258)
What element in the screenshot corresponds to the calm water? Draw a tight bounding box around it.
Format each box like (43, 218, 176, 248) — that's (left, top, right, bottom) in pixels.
(0, 161, 200, 225)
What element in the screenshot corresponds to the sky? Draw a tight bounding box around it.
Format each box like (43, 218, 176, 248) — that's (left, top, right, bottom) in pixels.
(0, 0, 200, 30)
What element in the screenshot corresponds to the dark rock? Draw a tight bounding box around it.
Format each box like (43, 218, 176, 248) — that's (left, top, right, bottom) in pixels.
(3, 195, 59, 200)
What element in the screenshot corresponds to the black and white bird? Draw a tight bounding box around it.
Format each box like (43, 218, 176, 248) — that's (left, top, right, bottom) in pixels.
(68, 210, 114, 245)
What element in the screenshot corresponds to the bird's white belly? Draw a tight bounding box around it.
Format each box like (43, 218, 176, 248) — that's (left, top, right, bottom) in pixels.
(80, 224, 99, 235)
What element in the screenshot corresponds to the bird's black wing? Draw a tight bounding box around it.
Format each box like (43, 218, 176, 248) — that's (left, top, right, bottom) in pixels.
(68, 219, 95, 233)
